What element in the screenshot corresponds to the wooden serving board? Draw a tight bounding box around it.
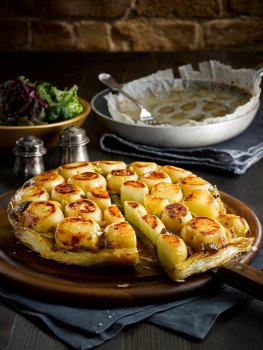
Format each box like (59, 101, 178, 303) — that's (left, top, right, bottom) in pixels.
(0, 190, 262, 307)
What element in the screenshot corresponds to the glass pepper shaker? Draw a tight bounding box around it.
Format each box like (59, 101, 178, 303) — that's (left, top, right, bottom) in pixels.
(59, 126, 90, 164)
(13, 135, 46, 180)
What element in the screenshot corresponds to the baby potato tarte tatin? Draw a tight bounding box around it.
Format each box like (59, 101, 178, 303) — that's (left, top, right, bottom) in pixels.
(7, 160, 254, 281)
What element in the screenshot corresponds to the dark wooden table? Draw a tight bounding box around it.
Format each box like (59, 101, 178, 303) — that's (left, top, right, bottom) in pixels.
(0, 51, 263, 350)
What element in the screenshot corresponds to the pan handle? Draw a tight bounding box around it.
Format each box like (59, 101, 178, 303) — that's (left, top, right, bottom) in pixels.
(255, 63, 263, 77)
(216, 260, 263, 301)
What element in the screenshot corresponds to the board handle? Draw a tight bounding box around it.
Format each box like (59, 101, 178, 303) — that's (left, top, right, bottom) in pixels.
(216, 260, 263, 301)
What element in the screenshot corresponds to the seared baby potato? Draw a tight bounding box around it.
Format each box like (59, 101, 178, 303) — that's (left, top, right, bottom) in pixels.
(23, 200, 64, 234)
(144, 194, 169, 217)
(104, 221, 137, 249)
(12, 186, 50, 206)
(124, 200, 148, 228)
(55, 217, 102, 252)
(94, 160, 127, 175)
(181, 217, 228, 253)
(218, 213, 250, 238)
(182, 189, 222, 218)
(51, 183, 85, 205)
(139, 171, 172, 190)
(68, 172, 106, 192)
(161, 165, 193, 183)
(129, 161, 158, 176)
(64, 199, 102, 222)
(151, 182, 183, 203)
(86, 187, 111, 212)
(139, 214, 166, 245)
(157, 234, 188, 266)
(178, 175, 213, 197)
(107, 169, 138, 194)
(103, 204, 125, 224)
(29, 170, 65, 193)
(120, 180, 149, 205)
(161, 203, 192, 234)
(58, 161, 95, 180)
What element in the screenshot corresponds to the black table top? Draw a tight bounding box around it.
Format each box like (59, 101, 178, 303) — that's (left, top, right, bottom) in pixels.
(0, 51, 263, 350)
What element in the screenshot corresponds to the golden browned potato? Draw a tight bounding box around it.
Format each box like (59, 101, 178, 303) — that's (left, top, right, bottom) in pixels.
(86, 187, 111, 212)
(143, 194, 169, 217)
(58, 161, 95, 180)
(51, 183, 85, 205)
(178, 175, 213, 197)
(151, 182, 183, 203)
(181, 216, 228, 253)
(124, 200, 148, 227)
(161, 165, 193, 183)
(11, 186, 50, 206)
(68, 172, 107, 192)
(218, 213, 250, 238)
(55, 217, 102, 252)
(107, 169, 138, 194)
(103, 204, 125, 224)
(64, 199, 102, 222)
(120, 180, 149, 205)
(104, 221, 137, 249)
(139, 214, 166, 245)
(139, 171, 172, 190)
(157, 233, 188, 267)
(182, 189, 222, 218)
(23, 200, 64, 234)
(129, 161, 158, 176)
(29, 170, 65, 193)
(161, 203, 192, 234)
(94, 160, 127, 175)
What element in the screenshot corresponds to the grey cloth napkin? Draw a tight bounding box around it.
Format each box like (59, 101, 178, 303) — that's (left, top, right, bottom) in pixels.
(100, 103, 263, 175)
(1, 248, 262, 350)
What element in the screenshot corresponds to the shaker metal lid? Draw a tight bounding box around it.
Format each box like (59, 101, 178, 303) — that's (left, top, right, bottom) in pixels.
(13, 135, 47, 157)
(59, 126, 90, 147)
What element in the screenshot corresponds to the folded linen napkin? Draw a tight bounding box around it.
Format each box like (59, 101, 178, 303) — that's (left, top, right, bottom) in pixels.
(1, 248, 262, 350)
(100, 103, 263, 175)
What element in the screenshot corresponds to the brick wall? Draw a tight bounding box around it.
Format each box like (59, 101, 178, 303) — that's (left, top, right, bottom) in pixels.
(0, 0, 263, 52)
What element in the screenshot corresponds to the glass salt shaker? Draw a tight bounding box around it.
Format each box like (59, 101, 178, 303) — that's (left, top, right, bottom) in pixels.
(59, 126, 90, 164)
(13, 135, 46, 180)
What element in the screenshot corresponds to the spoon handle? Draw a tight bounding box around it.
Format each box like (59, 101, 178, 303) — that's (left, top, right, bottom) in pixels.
(98, 73, 142, 108)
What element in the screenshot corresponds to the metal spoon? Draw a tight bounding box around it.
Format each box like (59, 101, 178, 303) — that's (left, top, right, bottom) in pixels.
(98, 73, 157, 125)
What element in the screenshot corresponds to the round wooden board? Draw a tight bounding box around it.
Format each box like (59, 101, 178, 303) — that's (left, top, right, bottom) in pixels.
(0, 190, 262, 307)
